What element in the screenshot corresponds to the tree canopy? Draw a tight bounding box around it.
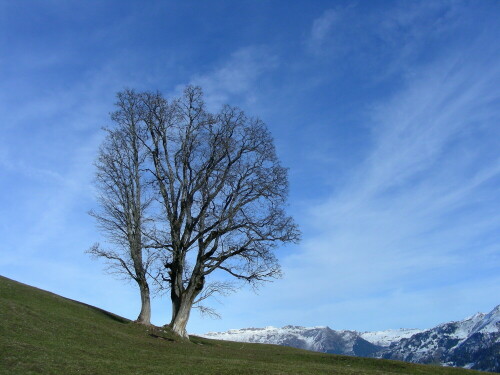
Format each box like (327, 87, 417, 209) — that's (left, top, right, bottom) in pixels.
(89, 86, 300, 337)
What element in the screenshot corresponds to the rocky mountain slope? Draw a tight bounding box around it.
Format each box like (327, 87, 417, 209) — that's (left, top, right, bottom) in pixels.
(381, 305, 500, 372)
(202, 305, 500, 372)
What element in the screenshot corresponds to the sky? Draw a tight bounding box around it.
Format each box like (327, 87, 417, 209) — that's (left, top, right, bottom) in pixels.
(0, 0, 499, 334)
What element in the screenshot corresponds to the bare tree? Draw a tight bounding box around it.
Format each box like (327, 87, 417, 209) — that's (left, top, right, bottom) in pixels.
(138, 86, 300, 337)
(88, 90, 154, 325)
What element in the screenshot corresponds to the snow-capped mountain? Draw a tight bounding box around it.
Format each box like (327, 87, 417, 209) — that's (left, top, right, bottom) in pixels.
(381, 305, 500, 372)
(202, 325, 384, 357)
(201, 304, 500, 373)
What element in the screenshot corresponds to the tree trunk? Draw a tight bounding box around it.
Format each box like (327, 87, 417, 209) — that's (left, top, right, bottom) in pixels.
(136, 283, 151, 325)
(169, 292, 195, 339)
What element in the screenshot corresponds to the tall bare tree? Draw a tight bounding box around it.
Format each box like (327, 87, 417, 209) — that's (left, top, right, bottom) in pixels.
(139, 86, 300, 337)
(88, 91, 154, 325)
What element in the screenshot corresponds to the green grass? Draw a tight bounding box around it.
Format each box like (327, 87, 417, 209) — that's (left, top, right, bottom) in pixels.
(0, 275, 493, 375)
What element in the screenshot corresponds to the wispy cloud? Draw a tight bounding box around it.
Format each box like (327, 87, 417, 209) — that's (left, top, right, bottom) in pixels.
(306, 9, 338, 54)
(304, 2, 462, 69)
(184, 46, 278, 110)
(0, 60, 129, 269)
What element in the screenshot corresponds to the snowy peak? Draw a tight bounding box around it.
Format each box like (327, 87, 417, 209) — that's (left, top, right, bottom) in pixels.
(360, 328, 423, 347)
(471, 304, 500, 335)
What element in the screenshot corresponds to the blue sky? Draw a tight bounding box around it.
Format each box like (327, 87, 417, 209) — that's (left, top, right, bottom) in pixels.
(1, 1, 499, 334)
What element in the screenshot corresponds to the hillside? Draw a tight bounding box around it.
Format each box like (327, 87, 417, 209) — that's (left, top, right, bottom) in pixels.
(0, 275, 493, 375)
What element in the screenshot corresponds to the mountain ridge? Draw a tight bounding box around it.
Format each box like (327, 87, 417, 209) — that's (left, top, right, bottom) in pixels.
(202, 305, 500, 373)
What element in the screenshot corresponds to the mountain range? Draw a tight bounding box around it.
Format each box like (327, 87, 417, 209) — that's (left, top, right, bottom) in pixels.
(202, 305, 500, 373)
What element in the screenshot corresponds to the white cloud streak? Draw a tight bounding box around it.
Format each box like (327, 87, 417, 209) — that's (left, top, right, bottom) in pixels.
(199, 35, 500, 333)
(183, 46, 278, 110)
(277, 46, 500, 328)
(306, 9, 338, 54)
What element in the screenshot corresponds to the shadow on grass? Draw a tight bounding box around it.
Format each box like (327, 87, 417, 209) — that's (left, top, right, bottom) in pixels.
(149, 333, 175, 341)
(89, 306, 130, 324)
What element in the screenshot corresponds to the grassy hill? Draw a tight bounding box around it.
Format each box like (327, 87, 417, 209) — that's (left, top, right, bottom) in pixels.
(0, 275, 493, 375)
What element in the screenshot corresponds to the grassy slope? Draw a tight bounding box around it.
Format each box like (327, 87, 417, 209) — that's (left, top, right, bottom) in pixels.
(0, 276, 493, 375)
